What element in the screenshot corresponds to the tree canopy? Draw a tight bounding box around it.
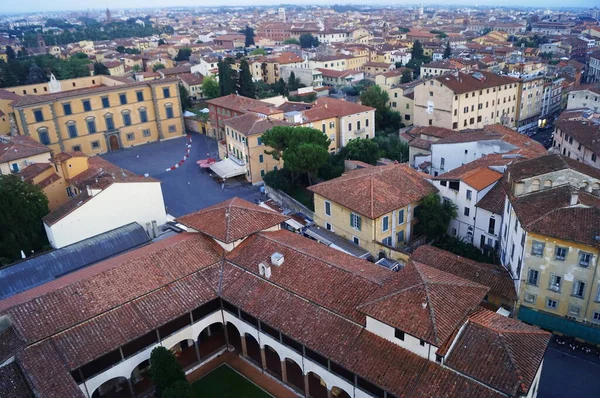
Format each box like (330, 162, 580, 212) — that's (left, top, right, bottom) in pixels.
(0, 54, 91, 88)
(202, 75, 219, 99)
(94, 62, 110, 75)
(299, 33, 319, 48)
(162, 380, 193, 398)
(243, 26, 255, 47)
(249, 48, 266, 56)
(237, 59, 256, 98)
(359, 85, 403, 134)
(175, 48, 192, 62)
(152, 63, 166, 72)
(178, 83, 192, 111)
(287, 71, 303, 92)
(443, 42, 452, 59)
(344, 138, 381, 165)
(0, 175, 49, 265)
(218, 57, 237, 96)
(283, 38, 300, 45)
(414, 194, 457, 241)
(149, 347, 186, 397)
(400, 69, 412, 83)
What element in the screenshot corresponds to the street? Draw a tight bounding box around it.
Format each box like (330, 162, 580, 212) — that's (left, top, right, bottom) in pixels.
(101, 133, 262, 217)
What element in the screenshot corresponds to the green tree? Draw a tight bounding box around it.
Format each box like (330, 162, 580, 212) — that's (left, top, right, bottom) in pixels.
(132, 64, 142, 73)
(360, 85, 389, 131)
(0, 175, 49, 265)
(237, 59, 256, 98)
(116, 45, 126, 53)
(5, 46, 16, 60)
(430, 30, 447, 39)
(158, 38, 166, 45)
(163, 380, 193, 398)
(26, 63, 47, 84)
(179, 83, 192, 111)
(202, 75, 219, 99)
(152, 63, 166, 72)
(0, 61, 19, 87)
(93, 62, 110, 75)
(249, 48, 266, 56)
(414, 194, 457, 241)
(272, 77, 287, 96)
(283, 38, 300, 45)
(175, 48, 192, 62)
(400, 69, 412, 83)
(373, 134, 408, 162)
(411, 40, 424, 61)
(443, 42, 452, 59)
(398, 27, 410, 33)
(344, 138, 381, 165)
(243, 25, 255, 47)
(218, 57, 237, 96)
(284, 142, 329, 186)
(287, 71, 302, 91)
(149, 347, 186, 398)
(299, 33, 319, 48)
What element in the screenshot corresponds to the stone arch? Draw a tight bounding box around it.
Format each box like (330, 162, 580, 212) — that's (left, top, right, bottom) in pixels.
(331, 386, 352, 398)
(244, 333, 262, 366)
(530, 179, 540, 192)
(130, 359, 152, 397)
(581, 181, 589, 191)
(168, 338, 197, 370)
(197, 322, 226, 359)
(284, 358, 304, 394)
(308, 371, 328, 398)
(226, 322, 242, 352)
(544, 179, 553, 188)
(91, 376, 131, 398)
(263, 345, 282, 380)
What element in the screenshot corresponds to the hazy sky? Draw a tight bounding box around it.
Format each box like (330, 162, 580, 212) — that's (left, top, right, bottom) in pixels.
(2, 0, 598, 15)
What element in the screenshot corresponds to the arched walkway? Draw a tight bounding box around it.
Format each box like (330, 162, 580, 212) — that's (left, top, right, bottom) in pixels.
(308, 371, 328, 398)
(264, 345, 282, 380)
(91, 376, 131, 398)
(130, 359, 152, 396)
(198, 322, 226, 359)
(226, 322, 242, 352)
(169, 338, 198, 370)
(244, 333, 262, 366)
(331, 386, 352, 398)
(284, 358, 304, 394)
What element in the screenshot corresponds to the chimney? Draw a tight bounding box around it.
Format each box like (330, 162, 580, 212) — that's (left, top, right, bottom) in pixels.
(146, 222, 154, 238)
(271, 252, 284, 266)
(259, 262, 272, 279)
(152, 220, 159, 238)
(570, 192, 579, 206)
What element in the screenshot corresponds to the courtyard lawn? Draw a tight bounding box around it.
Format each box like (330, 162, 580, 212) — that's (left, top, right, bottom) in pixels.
(191, 364, 272, 398)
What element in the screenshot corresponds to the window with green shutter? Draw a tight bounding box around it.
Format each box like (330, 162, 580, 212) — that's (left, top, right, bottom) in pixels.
(350, 213, 361, 230)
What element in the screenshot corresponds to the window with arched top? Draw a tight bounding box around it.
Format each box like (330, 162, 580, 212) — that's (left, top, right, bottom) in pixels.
(138, 107, 148, 123)
(122, 110, 132, 126)
(581, 181, 589, 191)
(105, 113, 115, 131)
(85, 117, 96, 134)
(37, 127, 50, 145)
(531, 179, 540, 192)
(66, 120, 78, 138)
(165, 103, 174, 119)
(544, 179, 553, 188)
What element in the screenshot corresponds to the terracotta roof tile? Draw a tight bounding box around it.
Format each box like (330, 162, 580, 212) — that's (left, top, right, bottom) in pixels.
(508, 153, 600, 182)
(223, 113, 291, 136)
(0, 136, 50, 163)
(0, 361, 33, 398)
(435, 71, 519, 94)
(313, 97, 374, 117)
(476, 182, 506, 215)
(410, 245, 517, 301)
(18, 163, 52, 182)
(309, 164, 437, 219)
(177, 197, 289, 243)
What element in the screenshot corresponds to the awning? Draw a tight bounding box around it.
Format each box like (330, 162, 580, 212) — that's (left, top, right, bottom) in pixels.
(197, 158, 216, 168)
(209, 158, 246, 179)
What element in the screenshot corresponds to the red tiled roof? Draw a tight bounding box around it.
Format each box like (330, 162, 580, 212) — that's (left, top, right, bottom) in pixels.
(435, 71, 519, 94)
(206, 94, 274, 113)
(309, 163, 437, 219)
(224, 113, 291, 136)
(0, 136, 50, 163)
(410, 245, 517, 301)
(508, 153, 600, 182)
(462, 167, 503, 190)
(445, 308, 550, 396)
(18, 163, 52, 182)
(176, 197, 290, 243)
(313, 97, 374, 117)
(358, 261, 489, 346)
(476, 182, 506, 215)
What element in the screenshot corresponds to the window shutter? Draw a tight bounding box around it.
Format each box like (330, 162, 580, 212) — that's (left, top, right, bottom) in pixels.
(350, 213, 353, 227)
(357, 215, 361, 231)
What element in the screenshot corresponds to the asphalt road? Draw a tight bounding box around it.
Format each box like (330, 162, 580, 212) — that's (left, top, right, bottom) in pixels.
(101, 133, 262, 217)
(530, 126, 555, 149)
(538, 338, 600, 398)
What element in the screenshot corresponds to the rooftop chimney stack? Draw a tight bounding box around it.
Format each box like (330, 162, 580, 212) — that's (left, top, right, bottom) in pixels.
(570, 192, 579, 206)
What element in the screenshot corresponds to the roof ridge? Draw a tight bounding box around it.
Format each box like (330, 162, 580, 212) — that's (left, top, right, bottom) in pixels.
(414, 264, 440, 344)
(498, 332, 527, 395)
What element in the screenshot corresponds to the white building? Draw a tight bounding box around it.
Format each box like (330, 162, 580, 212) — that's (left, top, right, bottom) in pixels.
(566, 86, 600, 111)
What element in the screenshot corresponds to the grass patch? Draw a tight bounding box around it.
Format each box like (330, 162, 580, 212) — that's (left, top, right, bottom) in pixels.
(191, 365, 272, 398)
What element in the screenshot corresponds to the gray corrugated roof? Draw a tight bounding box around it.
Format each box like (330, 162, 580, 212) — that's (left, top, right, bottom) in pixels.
(0, 223, 150, 300)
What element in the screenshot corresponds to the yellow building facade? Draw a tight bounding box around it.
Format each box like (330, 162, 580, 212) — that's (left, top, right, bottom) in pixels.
(10, 76, 184, 155)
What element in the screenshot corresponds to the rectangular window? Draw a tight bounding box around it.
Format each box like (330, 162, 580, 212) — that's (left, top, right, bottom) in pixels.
(123, 113, 132, 126)
(382, 216, 389, 232)
(382, 236, 392, 246)
(464, 207, 470, 217)
(101, 97, 110, 108)
(163, 87, 171, 98)
(398, 209, 404, 225)
(91, 141, 100, 149)
(579, 252, 591, 267)
(348, 123, 352, 131)
(366, 118, 369, 127)
(82, 100, 91, 111)
(546, 298, 558, 310)
(168, 125, 176, 133)
(353, 236, 359, 245)
(143, 129, 151, 137)
(531, 241, 545, 256)
(126, 132, 135, 141)
(72, 145, 81, 152)
(259, 154, 264, 163)
(139, 109, 148, 123)
(357, 121, 361, 130)
(440, 157, 445, 170)
(394, 329, 405, 341)
(38, 130, 50, 145)
(119, 93, 127, 105)
(350, 213, 361, 230)
(524, 293, 536, 304)
(594, 312, 600, 323)
(166, 107, 174, 119)
(549, 274, 562, 292)
(86, 119, 96, 134)
(257, 137, 262, 145)
(572, 281, 585, 298)
(63, 103, 72, 115)
(466, 190, 472, 201)
(397, 230, 404, 243)
(325, 201, 331, 216)
(67, 123, 78, 138)
(136, 91, 144, 102)
(105, 116, 114, 131)
(488, 218, 495, 234)
(34, 109, 44, 122)
(527, 269, 539, 286)
(555, 246, 567, 261)
(260, 169, 265, 177)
